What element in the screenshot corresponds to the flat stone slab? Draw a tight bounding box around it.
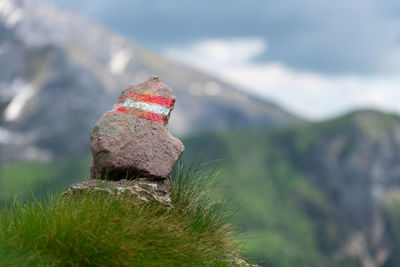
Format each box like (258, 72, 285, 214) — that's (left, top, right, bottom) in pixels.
(62, 179, 172, 206)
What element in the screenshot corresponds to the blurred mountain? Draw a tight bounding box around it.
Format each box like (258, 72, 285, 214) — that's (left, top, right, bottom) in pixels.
(183, 110, 400, 267)
(0, 0, 299, 163)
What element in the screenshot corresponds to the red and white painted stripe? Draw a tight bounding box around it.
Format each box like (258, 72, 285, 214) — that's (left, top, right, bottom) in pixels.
(115, 92, 175, 123)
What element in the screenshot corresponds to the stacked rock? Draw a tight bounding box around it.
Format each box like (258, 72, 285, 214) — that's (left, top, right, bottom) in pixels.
(90, 76, 184, 180)
(64, 76, 184, 206)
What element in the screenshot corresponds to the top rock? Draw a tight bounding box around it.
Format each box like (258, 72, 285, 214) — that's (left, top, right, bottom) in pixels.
(90, 76, 184, 180)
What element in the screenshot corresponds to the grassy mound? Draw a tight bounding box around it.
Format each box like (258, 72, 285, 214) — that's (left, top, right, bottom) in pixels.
(0, 167, 239, 266)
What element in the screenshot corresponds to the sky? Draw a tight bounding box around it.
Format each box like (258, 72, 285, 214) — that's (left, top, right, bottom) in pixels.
(47, 0, 400, 119)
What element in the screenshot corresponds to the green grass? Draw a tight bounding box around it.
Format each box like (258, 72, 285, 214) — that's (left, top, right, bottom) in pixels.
(0, 167, 239, 266)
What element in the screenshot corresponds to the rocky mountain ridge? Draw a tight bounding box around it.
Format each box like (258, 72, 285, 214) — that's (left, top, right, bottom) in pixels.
(277, 110, 400, 266)
(0, 0, 299, 163)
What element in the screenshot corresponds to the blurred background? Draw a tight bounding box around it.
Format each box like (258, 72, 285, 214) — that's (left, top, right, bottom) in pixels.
(1, 0, 400, 266)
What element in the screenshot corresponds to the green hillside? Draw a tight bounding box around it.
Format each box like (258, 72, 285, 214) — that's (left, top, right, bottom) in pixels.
(183, 110, 400, 266)
(0, 157, 91, 204)
(184, 128, 347, 266)
(383, 191, 400, 267)
(1, 110, 400, 266)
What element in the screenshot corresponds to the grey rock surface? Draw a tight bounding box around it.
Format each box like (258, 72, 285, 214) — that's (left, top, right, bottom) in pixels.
(62, 179, 172, 206)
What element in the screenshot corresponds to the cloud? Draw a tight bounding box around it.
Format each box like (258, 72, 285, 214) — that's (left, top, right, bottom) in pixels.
(49, 0, 400, 75)
(164, 38, 400, 119)
(166, 38, 265, 69)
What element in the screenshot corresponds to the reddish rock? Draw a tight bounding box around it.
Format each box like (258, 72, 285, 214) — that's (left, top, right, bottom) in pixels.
(90, 76, 184, 180)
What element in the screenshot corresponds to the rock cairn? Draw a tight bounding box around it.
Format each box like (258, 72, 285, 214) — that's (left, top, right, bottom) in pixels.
(64, 76, 184, 206)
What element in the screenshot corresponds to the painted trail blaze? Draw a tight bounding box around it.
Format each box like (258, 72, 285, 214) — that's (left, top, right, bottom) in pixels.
(115, 92, 174, 123)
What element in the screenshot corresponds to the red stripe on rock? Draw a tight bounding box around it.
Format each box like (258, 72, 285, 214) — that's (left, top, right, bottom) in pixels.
(127, 92, 175, 107)
(142, 111, 165, 122)
(116, 106, 129, 114)
(116, 107, 166, 123)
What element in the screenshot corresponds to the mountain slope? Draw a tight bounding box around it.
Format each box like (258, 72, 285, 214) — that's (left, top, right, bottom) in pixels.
(0, 0, 299, 163)
(183, 110, 400, 267)
(2, 109, 399, 266)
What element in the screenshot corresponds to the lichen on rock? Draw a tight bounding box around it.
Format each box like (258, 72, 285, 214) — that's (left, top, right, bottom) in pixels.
(62, 179, 172, 207)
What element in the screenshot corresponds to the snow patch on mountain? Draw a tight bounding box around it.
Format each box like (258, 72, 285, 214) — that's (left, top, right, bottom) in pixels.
(4, 80, 34, 121)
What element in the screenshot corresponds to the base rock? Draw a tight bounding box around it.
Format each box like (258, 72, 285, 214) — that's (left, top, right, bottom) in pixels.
(62, 179, 172, 206)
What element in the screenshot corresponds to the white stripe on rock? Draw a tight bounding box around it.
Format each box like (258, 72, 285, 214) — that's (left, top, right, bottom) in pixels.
(117, 98, 171, 116)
